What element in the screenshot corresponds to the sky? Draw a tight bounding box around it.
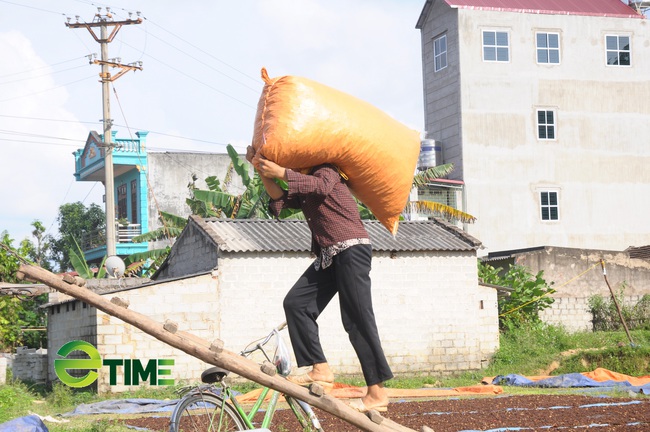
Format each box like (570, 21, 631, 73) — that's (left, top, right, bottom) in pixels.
(0, 0, 426, 244)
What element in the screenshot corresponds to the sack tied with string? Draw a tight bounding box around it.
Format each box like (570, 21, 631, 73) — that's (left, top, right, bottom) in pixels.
(251, 67, 420, 236)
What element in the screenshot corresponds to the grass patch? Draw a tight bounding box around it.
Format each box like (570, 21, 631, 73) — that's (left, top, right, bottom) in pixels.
(0, 379, 37, 424)
(554, 344, 650, 376)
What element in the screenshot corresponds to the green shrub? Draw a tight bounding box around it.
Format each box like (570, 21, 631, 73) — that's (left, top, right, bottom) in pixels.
(588, 287, 650, 332)
(479, 262, 555, 329)
(46, 382, 74, 409)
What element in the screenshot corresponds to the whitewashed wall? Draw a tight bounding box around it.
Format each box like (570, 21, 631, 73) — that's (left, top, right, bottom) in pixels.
(47, 249, 498, 393)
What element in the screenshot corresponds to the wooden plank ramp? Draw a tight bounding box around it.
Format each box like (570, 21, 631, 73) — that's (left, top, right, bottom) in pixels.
(19, 263, 434, 432)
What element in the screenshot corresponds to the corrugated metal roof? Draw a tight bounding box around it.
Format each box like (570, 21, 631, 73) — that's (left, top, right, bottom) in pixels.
(196, 217, 481, 253)
(416, 0, 643, 25)
(443, 0, 642, 18)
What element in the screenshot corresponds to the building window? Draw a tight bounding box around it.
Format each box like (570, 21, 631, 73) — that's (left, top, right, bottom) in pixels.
(540, 191, 559, 221)
(130, 179, 138, 224)
(537, 109, 556, 140)
(606, 35, 630, 66)
(434, 34, 447, 72)
(117, 183, 127, 220)
(536, 32, 560, 64)
(482, 30, 509, 62)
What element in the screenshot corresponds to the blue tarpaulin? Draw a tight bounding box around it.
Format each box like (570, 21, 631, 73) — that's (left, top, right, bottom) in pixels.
(492, 373, 650, 393)
(62, 398, 180, 417)
(0, 415, 48, 432)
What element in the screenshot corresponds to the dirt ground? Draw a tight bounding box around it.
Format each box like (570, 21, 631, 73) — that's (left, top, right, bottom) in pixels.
(119, 393, 650, 431)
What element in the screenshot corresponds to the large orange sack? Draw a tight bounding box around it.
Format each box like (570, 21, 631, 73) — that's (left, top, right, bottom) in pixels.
(252, 68, 420, 236)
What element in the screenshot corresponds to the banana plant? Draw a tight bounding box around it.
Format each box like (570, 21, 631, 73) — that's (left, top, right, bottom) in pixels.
(405, 163, 476, 224)
(69, 237, 107, 279)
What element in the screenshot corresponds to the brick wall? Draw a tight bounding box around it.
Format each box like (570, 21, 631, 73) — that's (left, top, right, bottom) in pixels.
(94, 275, 220, 393)
(540, 294, 648, 332)
(512, 247, 650, 332)
(13, 347, 48, 383)
(47, 299, 98, 385)
(216, 249, 498, 378)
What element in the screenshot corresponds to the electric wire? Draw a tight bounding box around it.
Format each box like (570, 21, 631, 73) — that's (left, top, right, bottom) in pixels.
(0, 138, 81, 148)
(0, 64, 90, 86)
(0, 56, 88, 79)
(118, 39, 257, 109)
(141, 16, 259, 84)
(0, 114, 99, 125)
(0, 129, 85, 143)
(1, 1, 258, 245)
(129, 20, 260, 93)
(0, 0, 65, 15)
(0, 114, 233, 149)
(0, 75, 97, 103)
(111, 83, 172, 240)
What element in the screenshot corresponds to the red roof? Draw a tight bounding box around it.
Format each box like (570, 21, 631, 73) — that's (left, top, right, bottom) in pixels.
(443, 0, 642, 18)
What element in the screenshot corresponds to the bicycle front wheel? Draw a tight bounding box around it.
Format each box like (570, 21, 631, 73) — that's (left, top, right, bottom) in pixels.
(169, 391, 246, 432)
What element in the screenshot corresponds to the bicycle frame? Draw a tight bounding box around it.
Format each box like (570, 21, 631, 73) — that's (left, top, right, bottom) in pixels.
(174, 322, 320, 431)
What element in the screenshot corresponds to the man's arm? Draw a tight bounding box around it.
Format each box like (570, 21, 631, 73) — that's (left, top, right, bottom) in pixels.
(246, 145, 287, 201)
(260, 175, 284, 200)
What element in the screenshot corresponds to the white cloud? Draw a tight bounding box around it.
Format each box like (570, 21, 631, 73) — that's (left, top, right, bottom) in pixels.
(0, 31, 102, 242)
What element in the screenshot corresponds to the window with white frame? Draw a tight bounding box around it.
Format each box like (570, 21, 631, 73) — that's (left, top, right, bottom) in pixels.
(606, 35, 630, 66)
(540, 191, 559, 221)
(434, 34, 447, 72)
(536, 32, 560, 64)
(482, 30, 509, 62)
(537, 109, 556, 140)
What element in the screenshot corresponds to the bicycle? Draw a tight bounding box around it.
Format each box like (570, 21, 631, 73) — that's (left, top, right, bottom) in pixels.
(168, 322, 325, 431)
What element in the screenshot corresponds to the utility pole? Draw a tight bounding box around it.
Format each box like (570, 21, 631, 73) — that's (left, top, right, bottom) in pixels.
(66, 8, 143, 256)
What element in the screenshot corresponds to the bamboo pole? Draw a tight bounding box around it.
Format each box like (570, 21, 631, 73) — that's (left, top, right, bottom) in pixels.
(19, 263, 421, 432)
(600, 260, 635, 346)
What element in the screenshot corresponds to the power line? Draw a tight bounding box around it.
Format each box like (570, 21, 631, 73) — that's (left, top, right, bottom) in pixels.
(0, 0, 65, 15)
(0, 64, 90, 86)
(0, 75, 96, 103)
(0, 114, 98, 125)
(129, 21, 260, 93)
(119, 40, 257, 110)
(0, 114, 233, 148)
(0, 138, 82, 148)
(0, 56, 88, 79)
(0, 129, 85, 141)
(142, 16, 260, 85)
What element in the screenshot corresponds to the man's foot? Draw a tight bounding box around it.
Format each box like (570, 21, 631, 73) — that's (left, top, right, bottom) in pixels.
(359, 383, 389, 412)
(286, 373, 334, 391)
(287, 362, 335, 391)
(348, 398, 388, 413)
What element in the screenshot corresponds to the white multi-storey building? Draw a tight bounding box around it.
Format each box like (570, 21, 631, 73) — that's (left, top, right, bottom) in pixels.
(416, 0, 650, 255)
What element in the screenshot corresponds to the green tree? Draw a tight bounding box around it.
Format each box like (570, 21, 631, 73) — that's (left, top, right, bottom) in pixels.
(186, 144, 302, 220)
(0, 232, 47, 350)
(21, 220, 51, 270)
(50, 202, 105, 272)
(479, 261, 555, 330)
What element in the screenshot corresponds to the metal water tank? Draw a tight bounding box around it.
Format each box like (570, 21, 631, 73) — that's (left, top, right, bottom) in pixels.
(418, 139, 442, 170)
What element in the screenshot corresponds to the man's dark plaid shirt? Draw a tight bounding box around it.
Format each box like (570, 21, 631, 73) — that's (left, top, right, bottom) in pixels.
(268, 164, 369, 258)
